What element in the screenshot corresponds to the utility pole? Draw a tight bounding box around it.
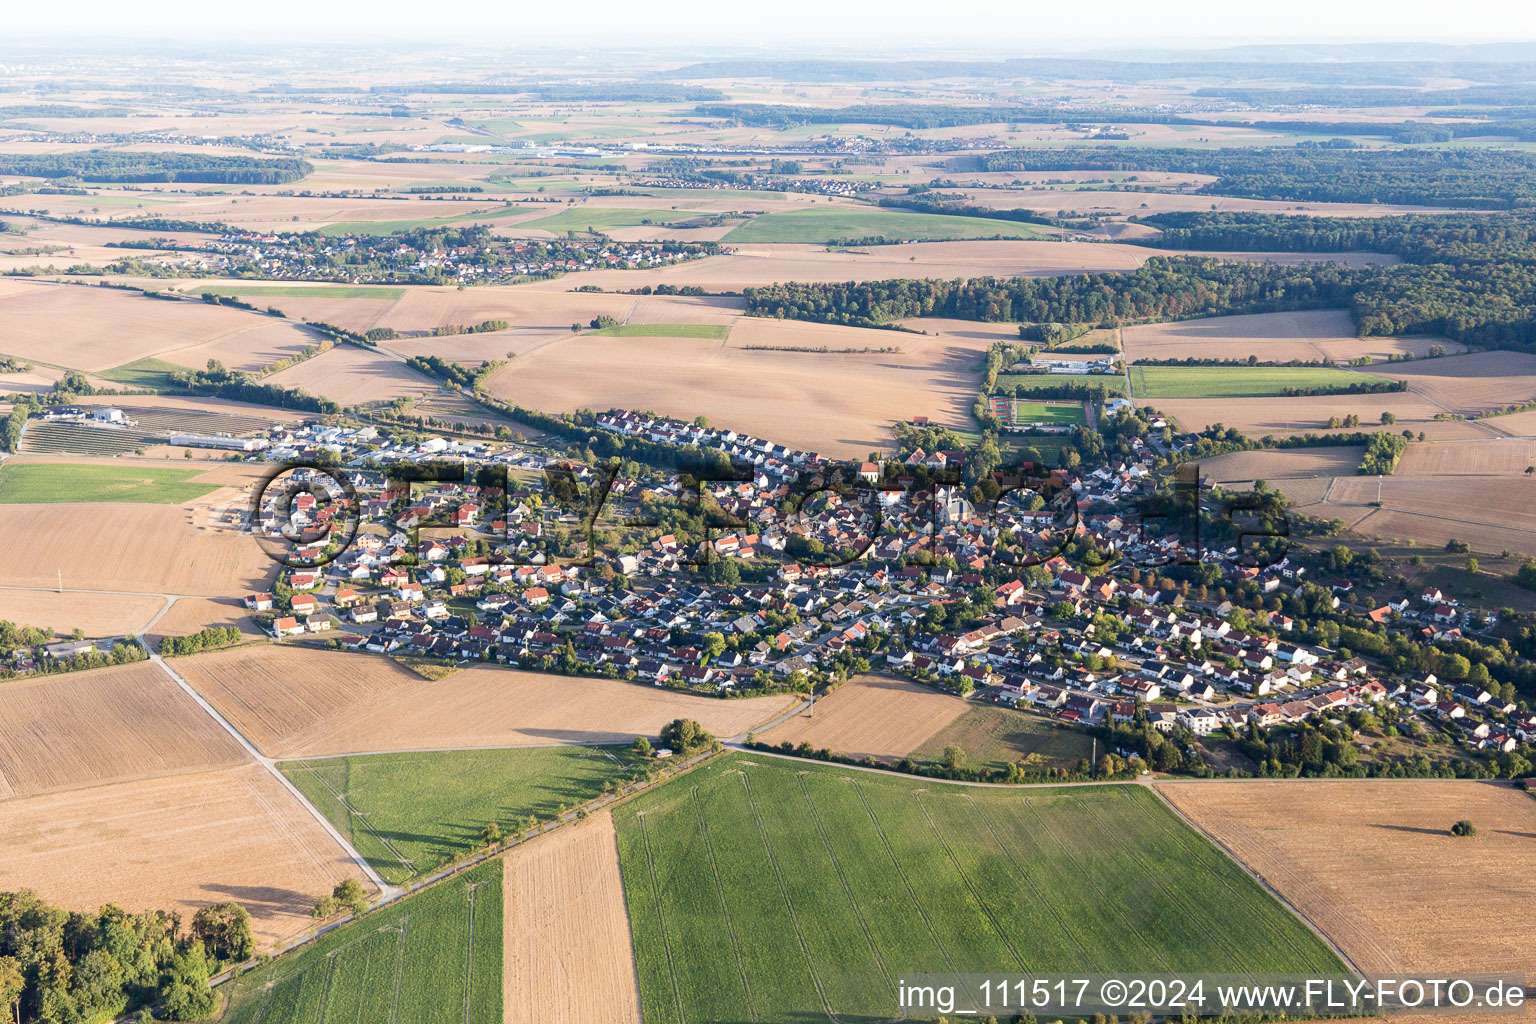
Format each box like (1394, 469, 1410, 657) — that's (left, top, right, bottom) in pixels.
(57, 569, 62, 593)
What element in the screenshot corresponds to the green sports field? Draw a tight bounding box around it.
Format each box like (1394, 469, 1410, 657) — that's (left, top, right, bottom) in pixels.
(615, 754, 1345, 1024)
(588, 322, 731, 339)
(1128, 365, 1392, 399)
(0, 462, 219, 504)
(220, 861, 501, 1024)
(280, 745, 645, 884)
(723, 206, 1047, 243)
(1011, 399, 1087, 427)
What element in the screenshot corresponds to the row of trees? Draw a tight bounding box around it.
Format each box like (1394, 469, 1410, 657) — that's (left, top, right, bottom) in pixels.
(158, 626, 243, 657)
(0, 151, 310, 184)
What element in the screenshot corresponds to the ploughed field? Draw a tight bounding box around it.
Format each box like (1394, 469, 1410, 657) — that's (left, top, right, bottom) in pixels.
(614, 755, 1345, 1024)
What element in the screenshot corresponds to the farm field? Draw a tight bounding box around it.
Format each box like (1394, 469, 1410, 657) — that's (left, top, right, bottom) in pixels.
(722, 206, 1049, 242)
(912, 704, 1096, 772)
(0, 660, 246, 799)
(1153, 393, 1491, 440)
(1128, 364, 1389, 399)
(148, 595, 264, 641)
(221, 859, 502, 1023)
(588, 322, 731, 339)
(0, 588, 164, 637)
(280, 745, 644, 884)
(373, 284, 636, 334)
(1011, 399, 1087, 427)
(483, 315, 1004, 457)
(1196, 445, 1367, 484)
(174, 646, 800, 758)
(514, 205, 702, 235)
(262, 344, 439, 406)
(615, 755, 1346, 1024)
(0, 279, 320, 372)
(761, 674, 966, 761)
(1374, 350, 1536, 416)
(1315, 475, 1536, 555)
(1119, 309, 1457, 364)
(0, 763, 370, 949)
(503, 810, 642, 1024)
(1394, 439, 1536, 475)
(0, 502, 271, 596)
(95, 356, 186, 389)
(0, 461, 221, 503)
(1160, 780, 1536, 977)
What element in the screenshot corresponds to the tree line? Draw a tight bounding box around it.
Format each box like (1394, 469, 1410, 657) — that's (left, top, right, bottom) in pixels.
(0, 151, 310, 185)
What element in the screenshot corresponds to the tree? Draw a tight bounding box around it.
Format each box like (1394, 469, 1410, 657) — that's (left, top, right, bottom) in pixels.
(1451, 819, 1477, 837)
(702, 632, 726, 660)
(942, 745, 968, 772)
(0, 957, 21, 1024)
(333, 878, 369, 917)
(659, 718, 714, 755)
(478, 822, 503, 846)
(632, 735, 653, 756)
(191, 902, 255, 964)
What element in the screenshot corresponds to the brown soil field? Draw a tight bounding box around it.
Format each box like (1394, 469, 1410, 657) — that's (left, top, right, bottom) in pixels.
(1376, 351, 1536, 416)
(1318, 475, 1536, 555)
(147, 596, 266, 643)
(1153, 394, 1496, 441)
(156, 320, 321, 374)
(0, 502, 272, 596)
(0, 588, 164, 637)
(264, 295, 401, 333)
(175, 646, 800, 758)
(762, 674, 966, 761)
(0, 763, 370, 949)
(374, 286, 636, 334)
(502, 810, 641, 1024)
(0, 660, 246, 800)
(0, 279, 319, 372)
(1395, 439, 1536, 476)
(1121, 310, 1454, 364)
(262, 344, 439, 406)
(1196, 446, 1367, 484)
(1159, 780, 1536, 977)
(483, 316, 995, 457)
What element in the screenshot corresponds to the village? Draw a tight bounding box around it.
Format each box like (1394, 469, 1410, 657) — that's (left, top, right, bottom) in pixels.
(169, 404, 1535, 778)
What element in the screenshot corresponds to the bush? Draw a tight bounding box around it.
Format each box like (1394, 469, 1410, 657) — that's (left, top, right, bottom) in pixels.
(1451, 819, 1477, 837)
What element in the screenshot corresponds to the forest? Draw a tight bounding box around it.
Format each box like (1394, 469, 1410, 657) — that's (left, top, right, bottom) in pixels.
(971, 144, 1536, 207)
(0, 151, 311, 184)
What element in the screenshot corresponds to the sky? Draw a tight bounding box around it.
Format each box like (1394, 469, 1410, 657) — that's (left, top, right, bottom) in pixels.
(8, 0, 1536, 47)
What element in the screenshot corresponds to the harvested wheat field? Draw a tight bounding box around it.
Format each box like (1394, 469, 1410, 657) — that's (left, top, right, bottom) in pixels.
(503, 810, 641, 1024)
(762, 674, 966, 762)
(0, 279, 320, 372)
(1122, 310, 1452, 365)
(262, 344, 438, 406)
(1196, 446, 1366, 484)
(0, 588, 164, 637)
(1376, 351, 1536, 416)
(484, 316, 996, 457)
(0, 503, 271, 596)
(517, 240, 1155, 292)
(175, 646, 800, 758)
(374, 285, 635, 334)
(1159, 780, 1536, 977)
(1153, 394, 1494, 440)
(148, 596, 265, 642)
(1395, 439, 1536, 475)
(0, 763, 369, 949)
(0, 660, 246, 800)
(1321, 475, 1536, 554)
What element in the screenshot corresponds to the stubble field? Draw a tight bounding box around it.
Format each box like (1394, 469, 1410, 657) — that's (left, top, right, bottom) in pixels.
(0, 763, 370, 949)
(174, 646, 800, 758)
(0, 588, 165, 637)
(761, 674, 967, 761)
(503, 810, 642, 1024)
(0, 660, 246, 799)
(1120, 309, 1457, 364)
(262, 344, 440, 406)
(1159, 780, 1536, 976)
